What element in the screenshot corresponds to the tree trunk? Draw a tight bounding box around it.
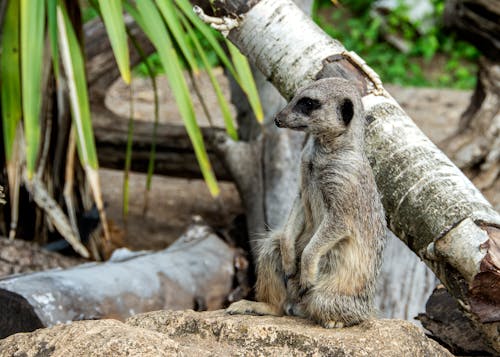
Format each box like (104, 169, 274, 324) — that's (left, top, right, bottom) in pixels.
(92, 107, 230, 180)
(0, 222, 235, 339)
(205, 0, 500, 352)
(440, 0, 500, 189)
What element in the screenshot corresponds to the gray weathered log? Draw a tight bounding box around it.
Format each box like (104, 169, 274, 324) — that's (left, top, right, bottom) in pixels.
(206, 0, 500, 351)
(92, 106, 231, 180)
(0, 223, 235, 339)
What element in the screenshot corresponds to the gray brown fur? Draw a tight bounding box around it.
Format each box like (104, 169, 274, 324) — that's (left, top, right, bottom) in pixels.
(227, 78, 387, 328)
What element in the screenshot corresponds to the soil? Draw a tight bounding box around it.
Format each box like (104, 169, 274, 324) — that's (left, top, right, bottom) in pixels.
(101, 72, 499, 251)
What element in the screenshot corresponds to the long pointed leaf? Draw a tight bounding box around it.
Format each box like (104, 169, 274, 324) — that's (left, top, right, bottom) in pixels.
(57, 1, 110, 240)
(1, 0, 22, 161)
(57, 2, 97, 168)
(180, 12, 238, 140)
(97, 0, 131, 84)
(47, 0, 60, 82)
(227, 41, 264, 123)
(136, 0, 219, 196)
(174, 0, 239, 82)
(20, 0, 45, 178)
(123, 85, 134, 217)
(155, 0, 199, 74)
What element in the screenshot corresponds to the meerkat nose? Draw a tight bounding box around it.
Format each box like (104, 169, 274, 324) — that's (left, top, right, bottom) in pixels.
(274, 116, 283, 127)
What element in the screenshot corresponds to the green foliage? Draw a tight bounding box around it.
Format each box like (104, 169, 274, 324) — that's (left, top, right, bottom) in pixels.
(133, 29, 221, 77)
(314, 0, 479, 89)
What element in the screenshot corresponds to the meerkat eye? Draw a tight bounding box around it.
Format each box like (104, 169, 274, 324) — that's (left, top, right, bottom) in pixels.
(339, 98, 354, 125)
(294, 97, 321, 115)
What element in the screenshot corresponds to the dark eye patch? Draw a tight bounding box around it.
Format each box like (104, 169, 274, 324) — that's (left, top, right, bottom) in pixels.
(293, 97, 321, 116)
(339, 98, 354, 125)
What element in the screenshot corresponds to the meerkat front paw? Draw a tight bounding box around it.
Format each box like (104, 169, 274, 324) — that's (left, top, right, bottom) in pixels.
(298, 270, 315, 297)
(284, 301, 307, 318)
(299, 249, 318, 293)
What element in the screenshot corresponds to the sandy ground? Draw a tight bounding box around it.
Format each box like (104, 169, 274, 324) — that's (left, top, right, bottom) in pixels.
(101, 74, 498, 250)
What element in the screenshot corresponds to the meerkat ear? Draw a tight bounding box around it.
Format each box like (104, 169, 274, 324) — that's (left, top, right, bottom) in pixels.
(339, 98, 354, 125)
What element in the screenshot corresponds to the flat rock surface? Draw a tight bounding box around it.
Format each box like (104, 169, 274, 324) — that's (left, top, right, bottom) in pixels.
(0, 310, 453, 356)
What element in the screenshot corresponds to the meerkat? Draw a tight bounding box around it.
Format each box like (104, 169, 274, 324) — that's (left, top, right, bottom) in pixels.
(227, 77, 387, 328)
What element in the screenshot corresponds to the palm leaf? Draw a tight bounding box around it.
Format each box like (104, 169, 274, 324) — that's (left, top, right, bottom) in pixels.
(179, 12, 238, 140)
(57, 0, 110, 240)
(135, 0, 220, 196)
(123, 86, 134, 217)
(227, 41, 264, 123)
(20, 0, 45, 178)
(1, 0, 22, 161)
(155, 0, 199, 75)
(97, 0, 131, 84)
(174, 0, 239, 82)
(47, 0, 60, 82)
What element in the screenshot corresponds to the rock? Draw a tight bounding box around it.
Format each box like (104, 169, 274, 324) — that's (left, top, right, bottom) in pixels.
(0, 319, 179, 356)
(1, 310, 453, 356)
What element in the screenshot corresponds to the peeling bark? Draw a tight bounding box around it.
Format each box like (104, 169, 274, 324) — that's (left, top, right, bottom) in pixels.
(417, 286, 496, 355)
(208, 0, 500, 351)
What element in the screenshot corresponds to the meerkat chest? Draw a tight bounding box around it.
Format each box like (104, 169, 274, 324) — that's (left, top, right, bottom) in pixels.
(300, 155, 327, 229)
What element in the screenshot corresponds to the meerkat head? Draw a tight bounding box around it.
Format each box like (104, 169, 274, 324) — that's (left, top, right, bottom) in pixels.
(274, 78, 363, 141)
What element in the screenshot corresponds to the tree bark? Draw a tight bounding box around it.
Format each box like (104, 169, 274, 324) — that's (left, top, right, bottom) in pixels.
(0, 237, 83, 278)
(92, 106, 230, 180)
(440, 0, 500, 189)
(206, 0, 500, 352)
(0, 222, 235, 339)
(417, 286, 496, 355)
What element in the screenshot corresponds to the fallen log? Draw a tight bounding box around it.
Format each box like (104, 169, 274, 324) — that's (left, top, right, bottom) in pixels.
(92, 106, 231, 180)
(0, 237, 83, 278)
(0, 222, 235, 338)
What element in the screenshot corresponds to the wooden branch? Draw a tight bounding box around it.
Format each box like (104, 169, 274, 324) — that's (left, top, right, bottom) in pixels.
(0, 237, 82, 278)
(0, 223, 235, 338)
(444, 0, 500, 60)
(417, 286, 496, 355)
(92, 105, 231, 180)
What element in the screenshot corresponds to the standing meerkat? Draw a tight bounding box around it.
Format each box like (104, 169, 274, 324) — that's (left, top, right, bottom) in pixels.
(227, 77, 387, 328)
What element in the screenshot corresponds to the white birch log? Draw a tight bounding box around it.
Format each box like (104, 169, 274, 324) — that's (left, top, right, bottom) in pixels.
(0, 223, 235, 338)
(205, 0, 500, 351)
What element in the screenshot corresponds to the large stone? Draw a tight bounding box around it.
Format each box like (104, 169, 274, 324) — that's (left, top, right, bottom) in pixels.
(0, 319, 179, 356)
(1, 310, 452, 356)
